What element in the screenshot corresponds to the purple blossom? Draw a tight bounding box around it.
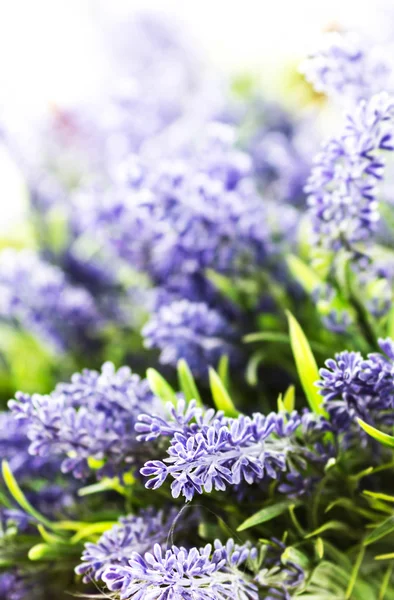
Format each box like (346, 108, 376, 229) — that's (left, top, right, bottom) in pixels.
(139, 403, 332, 501)
(0, 412, 75, 531)
(0, 571, 29, 600)
(306, 92, 394, 251)
(76, 507, 181, 583)
(300, 32, 392, 104)
(88, 122, 270, 282)
(142, 300, 243, 378)
(136, 398, 223, 442)
(317, 338, 394, 431)
(102, 539, 258, 600)
(9, 362, 158, 479)
(0, 249, 102, 352)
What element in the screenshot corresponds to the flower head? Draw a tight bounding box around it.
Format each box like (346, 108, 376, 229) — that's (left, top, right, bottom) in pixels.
(102, 539, 258, 600)
(306, 92, 394, 252)
(76, 507, 182, 582)
(9, 362, 157, 479)
(139, 402, 332, 501)
(0, 249, 101, 352)
(142, 300, 243, 377)
(300, 32, 392, 104)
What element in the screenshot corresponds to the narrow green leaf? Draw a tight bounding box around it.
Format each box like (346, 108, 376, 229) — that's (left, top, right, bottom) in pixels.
(287, 254, 322, 294)
(37, 525, 65, 544)
(305, 521, 354, 539)
(209, 368, 239, 417)
(315, 537, 324, 559)
(78, 477, 126, 497)
(246, 350, 265, 387)
(244, 331, 291, 344)
(375, 552, 394, 560)
(345, 545, 365, 599)
(2, 460, 55, 530)
(28, 542, 75, 561)
(177, 360, 202, 406)
(357, 419, 394, 448)
(379, 564, 393, 599)
(277, 392, 285, 413)
(71, 521, 117, 543)
(387, 303, 394, 339)
(146, 368, 178, 406)
(286, 311, 326, 417)
(283, 385, 295, 412)
(363, 490, 394, 503)
(218, 355, 229, 389)
(364, 516, 394, 546)
(237, 500, 297, 531)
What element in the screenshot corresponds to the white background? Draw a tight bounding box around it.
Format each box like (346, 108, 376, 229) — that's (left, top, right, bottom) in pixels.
(0, 0, 388, 231)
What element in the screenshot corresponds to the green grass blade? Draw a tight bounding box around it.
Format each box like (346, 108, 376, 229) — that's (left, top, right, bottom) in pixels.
(286, 311, 326, 417)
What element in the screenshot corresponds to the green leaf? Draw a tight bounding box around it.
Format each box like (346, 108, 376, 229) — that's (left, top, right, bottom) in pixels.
(305, 521, 354, 539)
(70, 521, 117, 544)
(364, 516, 394, 546)
(146, 368, 178, 406)
(379, 564, 393, 599)
(246, 351, 265, 387)
(177, 360, 202, 406)
(315, 537, 324, 560)
(37, 525, 64, 545)
(286, 254, 322, 294)
(244, 331, 291, 344)
(78, 477, 127, 497)
(286, 311, 326, 417)
(357, 419, 394, 448)
(283, 385, 295, 412)
(2, 460, 55, 530)
(375, 552, 394, 560)
(387, 304, 394, 339)
(363, 490, 394, 504)
(237, 500, 297, 531)
(28, 542, 75, 561)
(209, 368, 239, 417)
(218, 355, 229, 389)
(345, 545, 365, 599)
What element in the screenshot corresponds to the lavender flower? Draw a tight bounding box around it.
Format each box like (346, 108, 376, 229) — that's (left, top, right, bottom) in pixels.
(102, 539, 258, 600)
(0, 249, 101, 352)
(9, 362, 158, 479)
(0, 571, 29, 600)
(142, 300, 243, 377)
(306, 92, 394, 251)
(136, 398, 223, 442)
(0, 412, 76, 532)
(139, 402, 332, 501)
(89, 122, 270, 282)
(317, 338, 394, 431)
(76, 507, 181, 582)
(300, 32, 392, 104)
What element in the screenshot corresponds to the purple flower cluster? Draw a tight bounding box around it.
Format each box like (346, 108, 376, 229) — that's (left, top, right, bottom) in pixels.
(139, 400, 332, 501)
(102, 538, 258, 600)
(306, 92, 394, 251)
(300, 32, 392, 104)
(0, 249, 101, 352)
(142, 300, 243, 377)
(0, 412, 75, 532)
(9, 362, 158, 479)
(0, 571, 29, 600)
(87, 122, 269, 283)
(318, 337, 394, 432)
(76, 507, 181, 582)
